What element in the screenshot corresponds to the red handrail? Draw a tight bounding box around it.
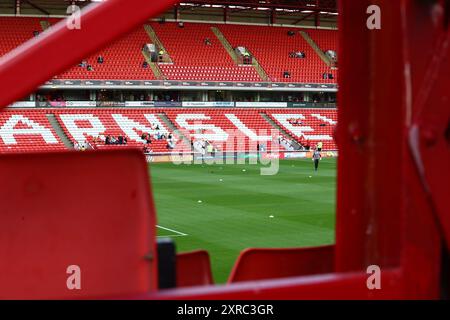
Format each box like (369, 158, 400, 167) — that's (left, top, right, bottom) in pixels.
(0, 0, 177, 108)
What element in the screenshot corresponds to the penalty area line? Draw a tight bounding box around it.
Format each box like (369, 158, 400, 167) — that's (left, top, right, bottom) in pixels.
(156, 225, 188, 237)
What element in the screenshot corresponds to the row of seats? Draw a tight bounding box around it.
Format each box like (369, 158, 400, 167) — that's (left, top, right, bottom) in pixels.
(0, 111, 66, 153)
(0, 108, 337, 153)
(150, 22, 262, 82)
(0, 17, 338, 83)
(0, 17, 42, 57)
(218, 25, 337, 83)
(52, 21, 156, 80)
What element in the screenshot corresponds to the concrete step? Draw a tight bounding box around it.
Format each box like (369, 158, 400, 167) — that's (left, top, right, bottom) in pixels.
(46, 113, 73, 149)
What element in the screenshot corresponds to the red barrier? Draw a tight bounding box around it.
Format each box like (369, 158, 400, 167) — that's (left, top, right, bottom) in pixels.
(0, 150, 156, 299)
(0, 0, 178, 108)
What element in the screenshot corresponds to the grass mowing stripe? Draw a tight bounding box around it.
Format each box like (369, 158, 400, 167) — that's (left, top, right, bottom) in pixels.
(150, 158, 336, 283)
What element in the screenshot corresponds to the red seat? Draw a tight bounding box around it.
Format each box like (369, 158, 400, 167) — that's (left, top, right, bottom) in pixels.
(228, 245, 334, 283)
(176, 250, 214, 287)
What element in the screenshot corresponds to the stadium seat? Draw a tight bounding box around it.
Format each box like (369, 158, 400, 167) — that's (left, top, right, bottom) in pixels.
(176, 250, 214, 287)
(0, 108, 338, 153)
(0, 110, 66, 153)
(150, 22, 262, 82)
(219, 25, 338, 83)
(0, 150, 157, 299)
(0, 17, 42, 58)
(228, 245, 334, 283)
(0, 17, 337, 84)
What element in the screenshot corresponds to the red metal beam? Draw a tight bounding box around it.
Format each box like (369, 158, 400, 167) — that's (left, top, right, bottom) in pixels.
(0, 0, 178, 108)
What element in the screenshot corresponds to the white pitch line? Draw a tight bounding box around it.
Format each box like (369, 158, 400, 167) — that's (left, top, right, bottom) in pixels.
(157, 234, 188, 238)
(156, 225, 188, 236)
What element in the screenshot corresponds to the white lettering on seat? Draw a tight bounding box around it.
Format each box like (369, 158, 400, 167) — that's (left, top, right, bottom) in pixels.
(175, 114, 228, 141)
(225, 114, 271, 141)
(0, 115, 58, 145)
(59, 114, 106, 142)
(272, 114, 332, 140)
(311, 114, 337, 125)
(112, 114, 168, 142)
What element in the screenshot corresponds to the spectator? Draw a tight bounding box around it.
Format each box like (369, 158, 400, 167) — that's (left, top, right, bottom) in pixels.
(97, 56, 104, 64)
(283, 71, 291, 79)
(207, 143, 213, 155)
(142, 61, 148, 68)
(79, 60, 88, 68)
(296, 51, 305, 58)
(87, 65, 94, 71)
(204, 38, 212, 46)
(33, 30, 40, 37)
(178, 21, 184, 28)
(158, 49, 164, 62)
(243, 51, 251, 64)
(287, 30, 295, 36)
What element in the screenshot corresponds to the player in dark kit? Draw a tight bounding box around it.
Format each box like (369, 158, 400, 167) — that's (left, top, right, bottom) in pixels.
(312, 149, 322, 172)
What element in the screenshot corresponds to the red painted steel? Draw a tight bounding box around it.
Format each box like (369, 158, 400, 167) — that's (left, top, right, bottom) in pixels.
(0, 0, 177, 108)
(0, 150, 157, 299)
(0, 0, 448, 299)
(131, 269, 404, 300)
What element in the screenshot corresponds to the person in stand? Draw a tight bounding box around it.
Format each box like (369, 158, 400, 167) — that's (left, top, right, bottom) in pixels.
(317, 141, 323, 152)
(158, 49, 164, 62)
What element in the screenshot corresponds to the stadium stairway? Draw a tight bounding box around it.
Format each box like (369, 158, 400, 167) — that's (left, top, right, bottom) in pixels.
(211, 26, 269, 81)
(260, 113, 302, 150)
(157, 113, 191, 146)
(250, 49, 270, 82)
(46, 113, 73, 149)
(144, 24, 173, 63)
(39, 20, 50, 31)
(299, 30, 334, 68)
(142, 49, 166, 80)
(210, 26, 240, 64)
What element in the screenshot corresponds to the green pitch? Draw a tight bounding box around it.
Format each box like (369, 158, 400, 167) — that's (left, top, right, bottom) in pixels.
(150, 158, 336, 283)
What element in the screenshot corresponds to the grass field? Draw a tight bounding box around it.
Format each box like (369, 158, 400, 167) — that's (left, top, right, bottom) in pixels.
(150, 158, 336, 283)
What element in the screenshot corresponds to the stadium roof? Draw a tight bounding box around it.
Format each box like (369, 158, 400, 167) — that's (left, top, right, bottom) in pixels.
(0, 0, 338, 15)
(181, 0, 337, 12)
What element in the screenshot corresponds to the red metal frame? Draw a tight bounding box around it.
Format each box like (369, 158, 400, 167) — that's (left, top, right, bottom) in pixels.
(0, 0, 448, 299)
(0, 0, 178, 108)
